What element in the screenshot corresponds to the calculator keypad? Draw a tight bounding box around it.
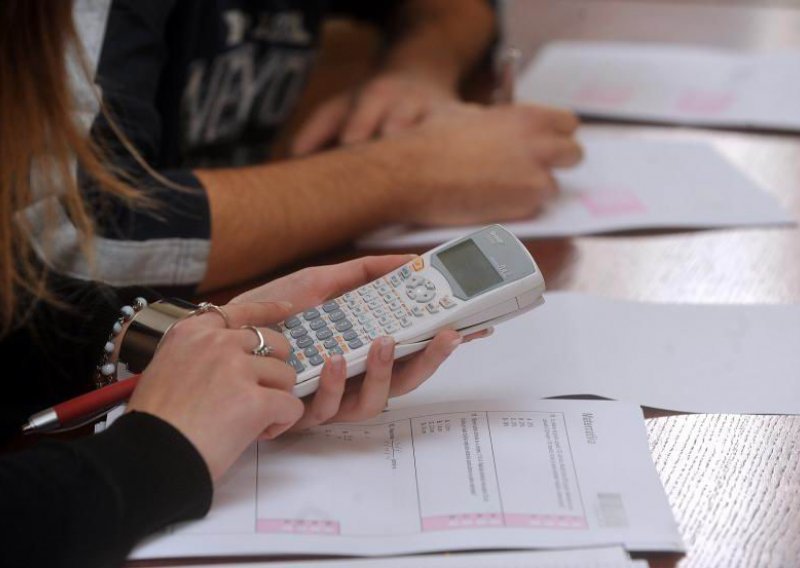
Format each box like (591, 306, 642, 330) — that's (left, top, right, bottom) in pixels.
(282, 263, 458, 378)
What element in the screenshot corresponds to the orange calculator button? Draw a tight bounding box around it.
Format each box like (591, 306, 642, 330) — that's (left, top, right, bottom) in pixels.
(411, 256, 424, 271)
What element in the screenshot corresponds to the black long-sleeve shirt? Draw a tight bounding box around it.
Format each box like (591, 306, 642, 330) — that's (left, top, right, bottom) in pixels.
(0, 274, 212, 567)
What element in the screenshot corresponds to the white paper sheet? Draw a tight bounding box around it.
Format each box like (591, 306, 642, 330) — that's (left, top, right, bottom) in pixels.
(359, 132, 792, 248)
(131, 399, 682, 560)
(170, 546, 643, 568)
(396, 292, 800, 415)
(517, 41, 800, 131)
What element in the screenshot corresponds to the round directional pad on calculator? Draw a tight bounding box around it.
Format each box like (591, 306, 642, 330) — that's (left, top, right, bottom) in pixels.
(405, 276, 437, 304)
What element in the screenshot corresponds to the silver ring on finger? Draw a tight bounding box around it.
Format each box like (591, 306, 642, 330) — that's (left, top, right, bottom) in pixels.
(192, 302, 232, 328)
(241, 325, 274, 357)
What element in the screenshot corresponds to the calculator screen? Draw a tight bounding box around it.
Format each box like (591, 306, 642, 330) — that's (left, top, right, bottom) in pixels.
(437, 239, 503, 298)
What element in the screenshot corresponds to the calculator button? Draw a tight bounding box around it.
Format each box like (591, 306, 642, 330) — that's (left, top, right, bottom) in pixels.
(424, 280, 436, 291)
(382, 293, 395, 303)
(342, 330, 359, 341)
(426, 302, 440, 314)
(411, 306, 425, 317)
(389, 300, 402, 311)
(416, 290, 435, 303)
(383, 323, 400, 334)
(389, 275, 402, 287)
(372, 281, 383, 289)
(309, 318, 327, 331)
(376, 284, 390, 294)
(296, 336, 314, 348)
(328, 346, 344, 356)
(347, 338, 364, 349)
(368, 300, 382, 310)
(322, 301, 339, 313)
(329, 310, 346, 322)
(411, 257, 424, 271)
(358, 286, 371, 296)
(399, 317, 412, 328)
(284, 316, 302, 329)
(335, 320, 353, 332)
(393, 308, 406, 319)
(357, 313, 372, 324)
(316, 329, 333, 340)
(323, 338, 338, 349)
(408, 275, 424, 287)
(399, 266, 412, 279)
(372, 307, 387, 318)
(366, 328, 380, 340)
(303, 347, 319, 358)
(290, 327, 308, 338)
(378, 315, 393, 327)
(309, 354, 324, 366)
(406, 288, 418, 301)
(303, 309, 320, 320)
(440, 296, 457, 309)
(289, 356, 305, 373)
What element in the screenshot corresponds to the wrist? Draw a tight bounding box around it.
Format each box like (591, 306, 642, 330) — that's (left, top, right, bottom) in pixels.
(354, 139, 427, 223)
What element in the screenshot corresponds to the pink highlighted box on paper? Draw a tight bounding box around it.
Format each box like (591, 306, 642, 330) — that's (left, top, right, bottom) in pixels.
(422, 513, 504, 531)
(421, 513, 587, 532)
(580, 190, 647, 218)
(257, 518, 340, 535)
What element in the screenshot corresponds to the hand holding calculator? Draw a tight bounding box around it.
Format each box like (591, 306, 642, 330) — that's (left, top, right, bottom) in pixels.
(281, 225, 546, 397)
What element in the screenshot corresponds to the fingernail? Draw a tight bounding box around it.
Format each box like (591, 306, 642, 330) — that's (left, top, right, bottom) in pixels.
(277, 301, 293, 310)
(379, 336, 395, 363)
(483, 327, 495, 337)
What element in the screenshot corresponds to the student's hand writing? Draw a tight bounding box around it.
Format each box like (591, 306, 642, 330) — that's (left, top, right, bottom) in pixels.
(291, 71, 456, 156)
(127, 301, 303, 481)
(231, 256, 491, 428)
(372, 102, 583, 226)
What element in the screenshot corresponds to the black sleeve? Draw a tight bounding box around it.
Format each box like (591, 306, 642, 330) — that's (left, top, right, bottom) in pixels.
(0, 412, 212, 568)
(1, 271, 158, 443)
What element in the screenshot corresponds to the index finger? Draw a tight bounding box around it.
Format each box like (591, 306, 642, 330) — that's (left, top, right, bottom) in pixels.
(220, 301, 294, 327)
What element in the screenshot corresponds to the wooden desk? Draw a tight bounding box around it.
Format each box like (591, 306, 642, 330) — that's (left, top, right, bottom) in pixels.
(501, 2, 800, 564)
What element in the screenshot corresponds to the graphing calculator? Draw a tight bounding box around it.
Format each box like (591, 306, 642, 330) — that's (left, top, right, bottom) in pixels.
(282, 225, 546, 397)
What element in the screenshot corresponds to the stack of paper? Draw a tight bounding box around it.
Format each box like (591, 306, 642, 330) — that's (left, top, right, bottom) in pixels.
(397, 292, 800, 415)
(131, 399, 682, 560)
(176, 546, 646, 568)
(359, 132, 792, 248)
(517, 41, 800, 131)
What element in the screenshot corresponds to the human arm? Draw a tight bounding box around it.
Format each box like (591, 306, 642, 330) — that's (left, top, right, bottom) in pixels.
(0, 286, 301, 567)
(197, 103, 581, 290)
(292, 0, 496, 154)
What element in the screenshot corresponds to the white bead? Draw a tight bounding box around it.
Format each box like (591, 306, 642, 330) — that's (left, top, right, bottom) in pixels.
(134, 297, 148, 310)
(104, 341, 115, 354)
(112, 322, 122, 335)
(101, 362, 116, 376)
(120, 305, 135, 319)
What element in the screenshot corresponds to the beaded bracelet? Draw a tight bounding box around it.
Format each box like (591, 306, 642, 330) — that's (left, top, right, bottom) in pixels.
(93, 296, 148, 389)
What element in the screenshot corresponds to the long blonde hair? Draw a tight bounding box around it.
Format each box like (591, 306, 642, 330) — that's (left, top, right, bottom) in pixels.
(0, 0, 146, 334)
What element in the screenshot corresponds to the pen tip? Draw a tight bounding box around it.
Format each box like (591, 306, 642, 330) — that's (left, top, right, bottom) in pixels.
(21, 422, 35, 435)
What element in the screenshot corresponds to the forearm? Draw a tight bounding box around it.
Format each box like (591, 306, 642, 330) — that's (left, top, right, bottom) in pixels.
(383, 0, 496, 90)
(195, 144, 410, 291)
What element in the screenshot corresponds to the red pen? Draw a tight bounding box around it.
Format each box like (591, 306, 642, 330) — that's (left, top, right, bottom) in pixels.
(22, 375, 141, 434)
